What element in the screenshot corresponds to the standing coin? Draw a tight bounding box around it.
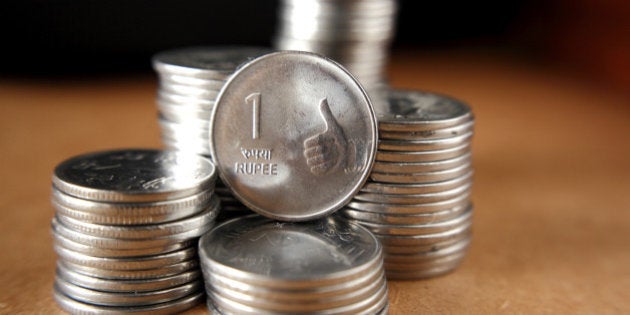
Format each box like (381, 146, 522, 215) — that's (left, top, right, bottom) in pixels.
(211, 51, 377, 221)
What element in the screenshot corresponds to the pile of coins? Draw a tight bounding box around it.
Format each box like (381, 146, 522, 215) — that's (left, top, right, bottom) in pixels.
(50, 149, 219, 313)
(342, 90, 474, 279)
(152, 47, 269, 156)
(199, 215, 389, 314)
(152, 47, 269, 221)
(274, 0, 397, 96)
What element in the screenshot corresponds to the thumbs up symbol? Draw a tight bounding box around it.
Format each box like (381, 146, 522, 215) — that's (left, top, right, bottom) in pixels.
(303, 98, 348, 175)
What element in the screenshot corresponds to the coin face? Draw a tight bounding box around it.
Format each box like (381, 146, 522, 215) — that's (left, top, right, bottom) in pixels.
(152, 46, 272, 78)
(376, 90, 472, 131)
(53, 149, 216, 202)
(210, 51, 377, 221)
(198, 215, 381, 281)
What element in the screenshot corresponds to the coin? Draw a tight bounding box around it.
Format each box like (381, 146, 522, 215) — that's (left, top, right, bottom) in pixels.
(375, 142, 471, 163)
(53, 149, 216, 202)
(353, 208, 472, 236)
(210, 51, 377, 221)
(56, 262, 200, 293)
(342, 205, 469, 225)
(53, 287, 204, 315)
(354, 182, 472, 204)
(375, 90, 473, 132)
(369, 163, 473, 184)
(198, 215, 383, 287)
(347, 192, 470, 214)
(152, 46, 271, 79)
(61, 260, 199, 280)
(372, 152, 471, 174)
(379, 119, 474, 140)
(361, 171, 473, 195)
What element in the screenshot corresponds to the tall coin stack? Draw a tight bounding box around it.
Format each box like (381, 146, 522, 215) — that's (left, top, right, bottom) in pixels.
(274, 0, 397, 98)
(50, 149, 220, 314)
(199, 215, 389, 315)
(152, 47, 270, 221)
(342, 90, 475, 279)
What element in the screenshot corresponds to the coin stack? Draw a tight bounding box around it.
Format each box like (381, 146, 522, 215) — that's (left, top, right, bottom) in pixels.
(199, 215, 389, 314)
(274, 0, 397, 98)
(152, 47, 270, 221)
(341, 90, 475, 279)
(50, 149, 220, 313)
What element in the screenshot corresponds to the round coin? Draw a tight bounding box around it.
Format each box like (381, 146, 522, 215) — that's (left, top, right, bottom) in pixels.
(375, 90, 472, 132)
(198, 215, 383, 288)
(210, 51, 377, 221)
(53, 149, 217, 202)
(152, 46, 272, 79)
(53, 288, 204, 315)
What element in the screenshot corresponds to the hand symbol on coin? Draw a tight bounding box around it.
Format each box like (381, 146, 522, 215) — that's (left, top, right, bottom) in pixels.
(303, 98, 348, 175)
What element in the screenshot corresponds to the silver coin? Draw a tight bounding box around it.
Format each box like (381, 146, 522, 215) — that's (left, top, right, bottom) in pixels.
(203, 260, 384, 301)
(54, 244, 196, 271)
(375, 223, 471, 247)
(378, 131, 473, 152)
(55, 198, 218, 239)
(152, 46, 272, 79)
(375, 142, 471, 163)
(52, 189, 216, 225)
(384, 249, 468, 271)
(56, 262, 201, 293)
(159, 117, 209, 135)
(379, 118, 474, 140)
(371, 158, 471, 184)
(198, 215, 383, 288)
(347, 192, 470, 214)
(341, 204, 469, 225)
(354, 208, 472, 236)
(61, 259, 199, 280)
(55, 276, 202, 307)
(207, 273, 386, 312)
(158, 102, 211, 122)
(385, 258, 465, 280)
(53, 287, 204, 315)
(52, 232, 193, 258)
(210, 51, 377, 221)
(51, 217, 213, 250)
(158, 73, 226, 89)
(208, 280, 387, 315)
(53, 149, 217, 202)
(375, 90, 472, 132)
(158, 90, 216, 108)
(354, 182, 471, 204)
(159, 82, 221, 99)
(381, 234, 470, 254)
(361, 171, 473, 195)
(372, 152, 471, 173)
(383, 238, 470, 264)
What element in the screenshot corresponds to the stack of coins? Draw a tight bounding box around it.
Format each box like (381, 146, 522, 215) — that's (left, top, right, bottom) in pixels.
(274, 0, 397, 97)
(152, 46, 270, 156)
(50, 149, 220, 313)
(152, 47, 270, 221)
(341, 90, 475, 279)
(199, 215, 389, 314)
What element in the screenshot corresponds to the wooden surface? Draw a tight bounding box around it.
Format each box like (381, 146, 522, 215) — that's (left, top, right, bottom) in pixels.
(1, 50, 629, 314)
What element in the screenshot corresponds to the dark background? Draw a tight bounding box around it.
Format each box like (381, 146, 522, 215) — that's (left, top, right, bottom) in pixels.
(1, 0, 628, 91)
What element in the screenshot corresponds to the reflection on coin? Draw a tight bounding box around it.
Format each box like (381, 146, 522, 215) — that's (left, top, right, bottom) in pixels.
(53, 285, 204, 315)
(53, 149, 216, 202)
(362, 171, 473, 195)
(375, 90, 472, 131)
(152, 46, 271, 79)
(199, 215, 382, 287)
(211, 51, 377, 221)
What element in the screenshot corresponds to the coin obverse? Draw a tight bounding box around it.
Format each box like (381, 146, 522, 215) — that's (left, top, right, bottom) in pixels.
(210, 51, 377, 221)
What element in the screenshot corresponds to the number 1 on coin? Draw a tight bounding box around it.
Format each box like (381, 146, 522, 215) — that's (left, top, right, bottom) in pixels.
(245, 92, 261, 139)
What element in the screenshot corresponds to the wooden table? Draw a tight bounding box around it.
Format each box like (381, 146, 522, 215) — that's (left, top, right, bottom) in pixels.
(1, 50, 628, 314)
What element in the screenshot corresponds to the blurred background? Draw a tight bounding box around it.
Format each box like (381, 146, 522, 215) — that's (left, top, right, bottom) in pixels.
(1, 0, 628, 93)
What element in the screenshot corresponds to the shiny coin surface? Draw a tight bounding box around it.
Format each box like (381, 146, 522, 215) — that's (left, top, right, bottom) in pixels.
(53, 287, 204, 315)
(361, 171, 473, 195)
(61, 259, 199, 280)
(152, 46, 272, 79)
(379, 118, 474, 140)
(372, 152, 471, 173)
(53, 149, 216, 202)
(370, 162, 473, 184)
(375, 90, 472, 132)
(56, 262, 201, 293)
(211, 51, 377, 221)
(199, 215, 383, 287)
